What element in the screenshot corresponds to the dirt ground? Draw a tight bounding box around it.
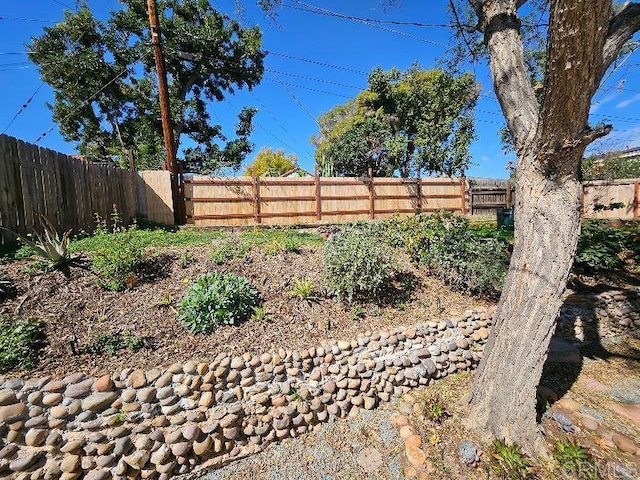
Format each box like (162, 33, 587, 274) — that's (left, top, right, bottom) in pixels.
(0, 243, 491, 379)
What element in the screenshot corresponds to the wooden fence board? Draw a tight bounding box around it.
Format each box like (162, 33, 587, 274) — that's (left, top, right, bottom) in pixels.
(0, 134, 140, 243)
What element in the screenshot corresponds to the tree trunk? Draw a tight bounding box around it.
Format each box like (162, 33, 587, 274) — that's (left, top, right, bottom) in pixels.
(465, 152, 583, 456)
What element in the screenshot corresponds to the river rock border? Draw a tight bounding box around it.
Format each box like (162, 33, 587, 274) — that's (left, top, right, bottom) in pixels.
(0, 310, 491, 479)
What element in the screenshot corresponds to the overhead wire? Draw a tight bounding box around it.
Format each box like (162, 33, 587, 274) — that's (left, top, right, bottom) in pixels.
(2, 82, 45, 134)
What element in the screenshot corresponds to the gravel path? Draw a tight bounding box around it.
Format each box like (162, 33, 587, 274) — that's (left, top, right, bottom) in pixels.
(183, 408, 405, 480)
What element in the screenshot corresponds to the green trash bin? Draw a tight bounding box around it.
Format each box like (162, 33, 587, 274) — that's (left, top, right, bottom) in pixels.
(497, 207, 514, 231)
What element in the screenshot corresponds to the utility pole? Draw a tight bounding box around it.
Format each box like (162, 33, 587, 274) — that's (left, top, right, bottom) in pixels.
(147, 0, 183, 225)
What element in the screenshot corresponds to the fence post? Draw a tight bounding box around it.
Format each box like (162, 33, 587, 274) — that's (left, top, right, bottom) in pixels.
(252, 175, 261, 224)
(314, 166, 322, 221)
(460, 177, 467, 215)
(416, 170, 422, 211)
(635, 181, 640, 218)
(368, 168, 374, 220)
(581, 184, 587, 218)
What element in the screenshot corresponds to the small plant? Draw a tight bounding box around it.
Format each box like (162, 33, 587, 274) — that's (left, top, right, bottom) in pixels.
(17, 215, 72, 269)
(349, 304, 366, 321)
(424, 395, 450, 424)
(323, 226, 399, 303)
(0, 317, 46, 372)
(85, 326, 145, 355)
(91, 223, 145, 291)
(250, 306, 268, 322)
(264, 236, 299, 255)
(179, 251, 193, 268)
(554, 438, 599, 480)
(290, 278, 315, 300)
(114, 409, 126, 423)
(157, 292, 173, 308)
(209, 234, 248, 265)
(178, 271, 261, 333)
(489, 440, 535, 480)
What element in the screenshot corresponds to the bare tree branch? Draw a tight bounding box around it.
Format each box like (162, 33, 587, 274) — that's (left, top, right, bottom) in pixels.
(601, 2, 640, 78)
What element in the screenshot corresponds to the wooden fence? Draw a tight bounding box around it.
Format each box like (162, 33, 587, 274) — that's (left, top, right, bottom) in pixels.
(184, 173, 467, 226)
(468, 178, 514, 216)
(583, 179, 640, 220)
(0, 134, 139, 244)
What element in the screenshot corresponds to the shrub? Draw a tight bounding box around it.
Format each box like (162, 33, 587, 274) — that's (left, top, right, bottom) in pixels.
(91, 225, 145, 291)
(574, 219, 628, 273)
(323, 226, 398, 303)
(209, 234, 249, 265)
(0, 317, 46, 372)
(391, 211, 509, 298)
(178, 271, 260, 333)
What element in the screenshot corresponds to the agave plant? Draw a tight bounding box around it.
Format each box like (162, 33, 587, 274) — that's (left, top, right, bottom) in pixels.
(18, 215, 72, 268)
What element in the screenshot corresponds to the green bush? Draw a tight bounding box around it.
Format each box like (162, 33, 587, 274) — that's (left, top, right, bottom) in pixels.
(209, 234, 249, 265)
(0, 317, 46, 372)
(178, 271, 260, 333)
(390, 211, 509, 298)
(574, 219, 628, 273)
(323, 226, 398, 303)
(91, 225, 145, 291)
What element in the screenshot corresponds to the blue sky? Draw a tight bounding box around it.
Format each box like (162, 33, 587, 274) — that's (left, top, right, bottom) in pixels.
(1, 1, 639, 179)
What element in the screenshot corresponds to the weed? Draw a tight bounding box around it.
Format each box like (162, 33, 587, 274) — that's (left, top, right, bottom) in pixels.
(91, 225, 145, 291)
(553, 438, 599, 479)
(114, 409, 126, 423)
(157, 292, 173, 308)
(209, 234, 248, 265)
(0, 317, 46, 372)
(179, 251, 193, 268)
(489, 440, 535, 480)
(250, 306, 268, 322)
(424, 395, 450, 424)
(84, 327, 145, 356)
(290, 278, 315, 300)
(349, 304, 366, 321)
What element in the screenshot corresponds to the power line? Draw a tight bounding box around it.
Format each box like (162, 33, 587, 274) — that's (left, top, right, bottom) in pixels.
(267, 68, 320, 127)
(265, 77, 352, 99)
(269, 70, 361, 90)
(34, 65, 129, 143)
(0, 16, 58, 23)
(287, 0, 448, 49)
(2, 83, 45, 134)
(267, 51, 367, 75)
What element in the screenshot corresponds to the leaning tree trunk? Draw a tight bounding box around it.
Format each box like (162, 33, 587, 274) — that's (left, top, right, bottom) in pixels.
(465, 154, 583, 455)
(462, 0, 630, 457)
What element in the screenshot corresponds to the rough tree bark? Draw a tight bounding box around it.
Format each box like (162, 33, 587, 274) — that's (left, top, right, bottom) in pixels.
(465, 0, 640, 456)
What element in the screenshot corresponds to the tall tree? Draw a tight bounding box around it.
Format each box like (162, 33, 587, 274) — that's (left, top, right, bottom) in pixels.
(453, 0, 640, 456)
(28, 0, 265, 172)
(312, 65, 477, 177)
(243, 147, 298, 177)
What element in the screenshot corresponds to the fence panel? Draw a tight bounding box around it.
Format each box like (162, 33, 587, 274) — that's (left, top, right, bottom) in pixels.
(583, 179, 639, 220)
(185, 175, 466, 226)
(0, 134, 140, 244)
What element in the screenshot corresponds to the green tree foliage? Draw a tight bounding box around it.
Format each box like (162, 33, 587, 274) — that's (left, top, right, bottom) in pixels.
(243, 147, 298, 177)
(28, 0, 265, 172)
(312, 65, 477, 177)
(582, 150, 640, 180)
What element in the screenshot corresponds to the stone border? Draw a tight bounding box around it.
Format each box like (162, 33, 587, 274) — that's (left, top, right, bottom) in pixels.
(0, 310, 491, 479)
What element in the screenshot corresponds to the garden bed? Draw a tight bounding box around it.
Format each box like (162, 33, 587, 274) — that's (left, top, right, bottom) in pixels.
(0, 236, 492, 379)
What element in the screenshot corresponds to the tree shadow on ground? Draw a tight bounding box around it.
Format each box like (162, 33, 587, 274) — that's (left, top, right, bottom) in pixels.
(538, 280, 639, 417)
